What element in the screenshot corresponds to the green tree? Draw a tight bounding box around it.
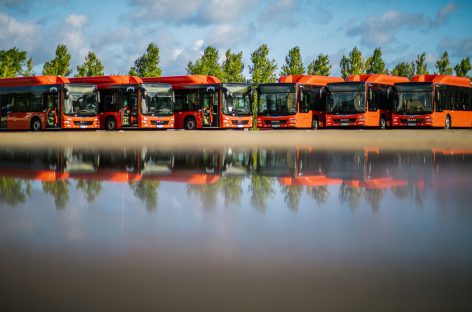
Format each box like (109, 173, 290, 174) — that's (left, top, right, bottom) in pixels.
(249, 44, 277, 125)
(392, 61, 415, 79)
(280, 185, 303, 212)
(0, 47, 34, 78)
(42, 44, 72, 76)
(435, 51, 453, 75)
(307, 53, 331, 76)
(364, 189, 384, 212)
(187, 183, 220, 210)
(129, 43, 162, 77)
(249, 175, 275, 213)
(306, 186, 329, 206)
(222, 49, 245, 82)
(42, 180, 69, 210)
(186, 45, 224, 79)
(76, 180, 102, 203)
(220, 177, 244, 207)
(76, 51, 104, 77)
(280, 46, 305, 76)
(339, 184, 363, 211)
(365, 47, 388, 74)
(129, 180, 160, 213)
(454, 57, 471, 78)
(415, 52, 429, 75)
(0, 178, 32, 206)
(339, 47, 365, 79)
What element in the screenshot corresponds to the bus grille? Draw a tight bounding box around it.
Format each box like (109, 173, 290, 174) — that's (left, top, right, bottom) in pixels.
(232, 120, 249, 125)
(73, 121, 94, 126)
(150, 120, 169, 125)
(267, 120, 287, 125)
(333, 118, 356, 123)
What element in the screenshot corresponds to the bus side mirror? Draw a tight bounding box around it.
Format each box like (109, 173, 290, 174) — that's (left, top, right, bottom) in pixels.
(300, 91, 304, 102)
(435, 90, 440, 103)
(64, 89, 69, 100)
(386, 87, 393, 99)
(368, 89, 373, 101)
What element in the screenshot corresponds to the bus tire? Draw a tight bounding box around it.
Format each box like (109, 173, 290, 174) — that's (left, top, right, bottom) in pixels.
(445, 115, 451, 129)
(380, 116, 387, 130)
(105, 117, 117, 130)
(30, 117, 41, 131)
(184, 117, 196, 130)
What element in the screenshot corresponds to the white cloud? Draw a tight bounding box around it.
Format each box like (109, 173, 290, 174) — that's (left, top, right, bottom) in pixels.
(439, 36, 472, 58)
(65, 14, 87, 28)
(0, 12, 36, 47)
(346, 3, 459, 48)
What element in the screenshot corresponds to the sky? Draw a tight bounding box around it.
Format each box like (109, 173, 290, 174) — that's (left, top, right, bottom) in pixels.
(1, 0, 471, 78)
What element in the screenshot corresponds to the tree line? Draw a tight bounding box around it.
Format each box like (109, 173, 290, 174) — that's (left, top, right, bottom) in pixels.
(1, 43, 471, 82)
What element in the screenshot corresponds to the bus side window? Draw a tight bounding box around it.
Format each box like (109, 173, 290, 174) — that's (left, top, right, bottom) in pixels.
(436, 89, 444, 112)
(13, 93, 29, 112)
(369, 89, 378, 111)
(300, 91, 309, 113)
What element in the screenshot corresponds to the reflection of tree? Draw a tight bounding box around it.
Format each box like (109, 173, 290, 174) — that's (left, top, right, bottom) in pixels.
(391, 185, 424, 208)
(339, 184, 363, 210)
(220, 177, 243, 207)
(129, 180, 160, 213)
(249, 175, 275, 212)
(76, 180, 102, 203)
(391, 186, 408, 200)
(364, 189, 384, 211)
(0, 178, 32, 206)
(280, 185, 302, 212)
(42, 180, 69, 210)
(187, 183, 220, 210)
(306, 186, 329, 206)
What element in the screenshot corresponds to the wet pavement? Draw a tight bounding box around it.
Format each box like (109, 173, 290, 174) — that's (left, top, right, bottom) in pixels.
(1, 146, 471, 311)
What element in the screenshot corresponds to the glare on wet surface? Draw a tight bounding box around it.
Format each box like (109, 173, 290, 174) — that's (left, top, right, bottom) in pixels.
(1, 146, 471, 311)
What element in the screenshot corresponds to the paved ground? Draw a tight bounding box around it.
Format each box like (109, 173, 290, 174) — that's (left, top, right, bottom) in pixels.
(1, 129, 471, 150)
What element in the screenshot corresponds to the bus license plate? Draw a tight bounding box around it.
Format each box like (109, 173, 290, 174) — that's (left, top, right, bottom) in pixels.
(272, 124, 280, 128)
(156, 125, 164, 128)
(340, 122, 349, 126)
(80, 125, 87, 128)
(237, 125, 244, 128)
(407, 123, 416, 126)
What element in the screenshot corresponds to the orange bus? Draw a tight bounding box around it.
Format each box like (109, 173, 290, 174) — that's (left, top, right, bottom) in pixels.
(0, 76, 99, 130)
(69, 76, 174, 130)
(142, 75, 253, 129)
(257, 75, 343, 129)
(392, 75, 471, 128)
(325, 74, 409, 129)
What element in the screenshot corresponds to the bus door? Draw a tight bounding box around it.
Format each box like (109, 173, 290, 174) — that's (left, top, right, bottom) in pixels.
(367, 85, 381, 126)
(45, 93, 60, 128)
(0, 95, 8, 129)
(118, 88, 138, 127)
(200, 87, 219, 127)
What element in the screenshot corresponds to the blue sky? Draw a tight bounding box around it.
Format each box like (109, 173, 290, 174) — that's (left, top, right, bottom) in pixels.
(1, 0, 471, 77)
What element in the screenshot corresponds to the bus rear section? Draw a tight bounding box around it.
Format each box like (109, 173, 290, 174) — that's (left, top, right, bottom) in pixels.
(325, 74, 409, 129)
(143, 75, 252, 130)
(392, 75, 471, 128)
(0, 76, 99, 130)
(257, 75, 343, 129)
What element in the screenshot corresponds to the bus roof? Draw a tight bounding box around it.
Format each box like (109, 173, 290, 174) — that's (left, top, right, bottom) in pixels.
(0, 75, 70, 87)
(411, 74, 470, 87)
(279, 75, 343, 85)
(142, 75, 221, 89)
(347, 74, 409, 85)
(69, 75, 142, 86)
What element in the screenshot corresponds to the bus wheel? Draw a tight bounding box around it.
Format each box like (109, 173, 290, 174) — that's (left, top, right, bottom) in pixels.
(30, 117, 41, 131)
(185, 117, 196, 130)
(379, 116, 387, 130)
(445, 115, 451, 129)
(105, 117, 117, 130)
(312, 118, 319, 130)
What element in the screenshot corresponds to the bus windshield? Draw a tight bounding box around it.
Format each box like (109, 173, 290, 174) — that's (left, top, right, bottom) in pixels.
(141, 84, 173, 116)
(327, 84, 366, 114)
(258, 84, 297, 116)
(394, 84, 433, 114)
(63, 85, 97, 116)
(222, 84, 251, 116)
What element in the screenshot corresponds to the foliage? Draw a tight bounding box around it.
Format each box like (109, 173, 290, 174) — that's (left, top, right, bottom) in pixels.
(306, 186, 329, 205)
(280, 185, 303, 212)
(339, 47, 365, 79)
(454, 57, 471, 78)
(76, 180, 102, 203)
(0, 47, 34, 78)
(76, 51, 105, 77)
(365, 47, 388, 74)
(435, 51, 453, 75)
(280, 46, 305, 76)
(186, 45, 224, 79)
(129, 180, 160, 213)
(0, 178, 32, 206)
(415, 52, 429, 75)
(307, 53, 331, 76)
(42, 44, 72, 76)
(222, 49, 245, 82)
(129, 43, 162, 77)
(392, 61, 415, 79)
(42, 180, 69, 210)
(249, 175, 275, 212)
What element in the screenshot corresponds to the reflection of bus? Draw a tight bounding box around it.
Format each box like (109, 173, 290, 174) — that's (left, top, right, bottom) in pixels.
(257, 75, 343, 129)
(392, 75, 471, 128)
(325, 74, 409, 129)
(142, 76, 253, 130)
(70, 76, 174, 130)
(0, 76, 99, 130)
